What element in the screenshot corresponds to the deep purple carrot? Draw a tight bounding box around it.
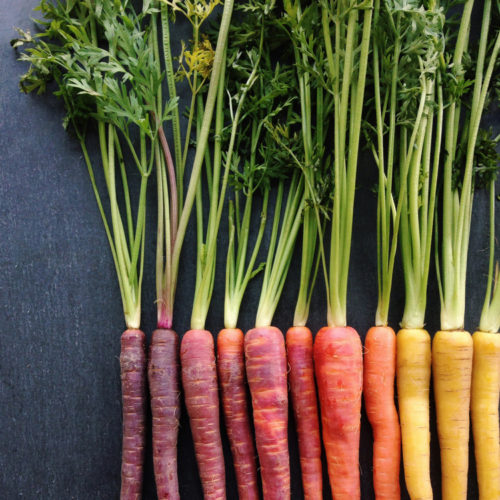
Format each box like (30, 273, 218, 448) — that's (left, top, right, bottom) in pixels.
(120, 329, 147, 500)
(181, 329, 226, 499)
(148, 329, 180, 500)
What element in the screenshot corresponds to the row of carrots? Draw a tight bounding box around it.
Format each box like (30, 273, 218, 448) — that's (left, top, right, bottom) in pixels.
(13, 0, 500, 498)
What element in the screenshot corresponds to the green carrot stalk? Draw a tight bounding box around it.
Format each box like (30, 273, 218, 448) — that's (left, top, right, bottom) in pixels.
(433, 2, 500, 499)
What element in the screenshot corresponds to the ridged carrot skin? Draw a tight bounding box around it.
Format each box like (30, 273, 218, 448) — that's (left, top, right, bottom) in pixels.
(217, 328, 259, 500)
(181, 330, 226, 499)
(314, 326, 363, 500)
(148, 329, 180, 500)
(396, 328, 432, 500)
(286, 326, 322, 500)
(364, 326, 401, 500)
(471, 330, 500, 499)
(245, 326, 290, 500)
(120, 329, 147, 500)
(432, 329, 473, 500)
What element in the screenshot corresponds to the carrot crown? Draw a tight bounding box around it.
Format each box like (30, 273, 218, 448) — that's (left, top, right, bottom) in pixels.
(436, 0, 500, 331)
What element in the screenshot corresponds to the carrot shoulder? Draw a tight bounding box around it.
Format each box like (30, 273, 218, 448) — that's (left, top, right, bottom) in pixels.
(314, 326, 362, 500)
(363, 326, 400, 500)
(245, 326, 290, 500)
(217, 328, 259, 500)
(181, 329, 226, 499)
(120, 329, 147, 500)
(286, 326, 322, 500)
(148, 329, 180, 500)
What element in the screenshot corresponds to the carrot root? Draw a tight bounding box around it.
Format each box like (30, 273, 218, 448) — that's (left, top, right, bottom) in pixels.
(471, 330, 500, 499)
(245, 326, 290, 500)
(181, 329, 226, 499)
(364, 326, 400, 500)
(148, 329, 180, 500)
(286, 326, 322, 500)
(314, 326, 362, 500)
(120, 329, 147, 500)
(432, 329, 473, 500)
(396, 328, 432, 500)
(217, 328, 259, 500)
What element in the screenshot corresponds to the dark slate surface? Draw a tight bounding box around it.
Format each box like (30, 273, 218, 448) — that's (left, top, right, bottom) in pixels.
(0, 2, 497, 499)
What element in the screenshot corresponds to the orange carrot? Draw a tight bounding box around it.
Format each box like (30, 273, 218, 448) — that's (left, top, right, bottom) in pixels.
(148, 329, 180, 500)
(363, 326, 401, 499)
(245, 326, 289, 500)
(286, 326, 322, 500)
(120, 329, 147, 500)
(314, 326, 363, 500)
(217, 328, 259, 500)
(181, 330, 226, 499)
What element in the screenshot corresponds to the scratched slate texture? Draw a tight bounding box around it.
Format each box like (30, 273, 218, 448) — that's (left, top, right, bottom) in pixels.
(0, 1, 497, 499)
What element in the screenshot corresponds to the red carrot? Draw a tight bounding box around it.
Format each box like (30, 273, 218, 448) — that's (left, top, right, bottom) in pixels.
(314, 326, 363, 499)
(286, 326, 322, 500)
(148, 329, 180, 500)
(120, 329, 147, 500)
(363, 326, 400, 499)
(245, 326, 289, 500)
(181, 330, 226, 499)
(217, 328, 259, 500)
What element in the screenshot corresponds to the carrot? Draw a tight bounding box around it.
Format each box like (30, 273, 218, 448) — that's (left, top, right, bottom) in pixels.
(314, 326, 363, 499)
(245, 326, 289, 500)
(148, 329, 180, 500)
(471, 172, 500, 499)
(181, 329, 225, 499)
(311, 0, 372, 497)
(433, 2, 500, 497)
(432, 330, 473, 500)
(217, 329, 259, 500)
(286, 327, 322, 500)
(471, 331, 500, 498)
(363, 326, 400, 499)
(120, 329, 147, 500)
(280, 4, 325, 496)
(396, 328, 432, 500)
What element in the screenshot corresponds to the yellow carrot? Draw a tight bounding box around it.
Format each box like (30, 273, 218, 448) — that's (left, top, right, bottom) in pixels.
(432, 330, 473, 500)
(396, 329, 432, 500)
(471, 331, 500, 498)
